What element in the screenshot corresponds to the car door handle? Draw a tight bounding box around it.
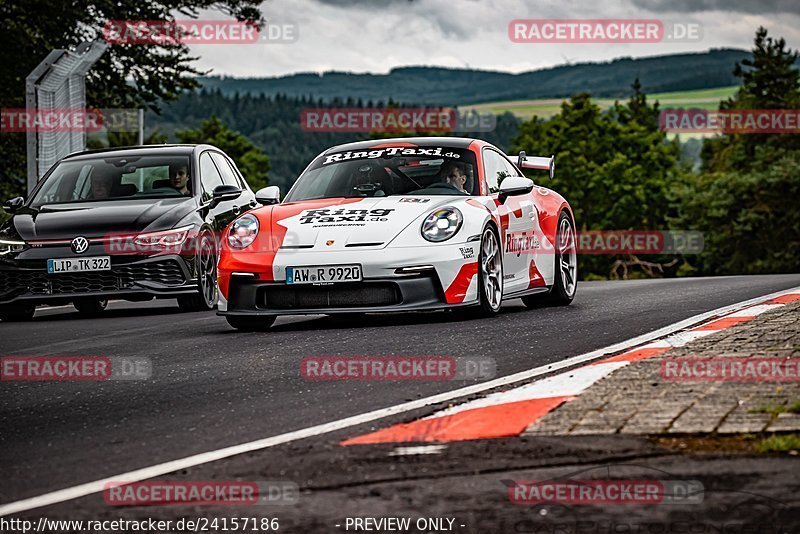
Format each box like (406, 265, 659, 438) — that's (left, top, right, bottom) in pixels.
(232, 205, 241, 215)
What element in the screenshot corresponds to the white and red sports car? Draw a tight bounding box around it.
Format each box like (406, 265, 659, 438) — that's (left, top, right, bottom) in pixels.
(217, 137, 576, 331)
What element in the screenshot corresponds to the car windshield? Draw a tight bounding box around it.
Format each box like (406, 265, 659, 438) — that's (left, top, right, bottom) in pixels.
(29, 155, 193, 207)
(284, 146, 479, 202)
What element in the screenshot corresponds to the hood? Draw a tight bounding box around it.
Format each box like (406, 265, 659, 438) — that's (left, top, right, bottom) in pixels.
(12, 198, 196, 241)
(270, 196, 464, 250)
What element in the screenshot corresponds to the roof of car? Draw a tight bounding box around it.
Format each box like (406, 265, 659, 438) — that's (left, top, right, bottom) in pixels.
(324, 136, 478, 154)
(62, 144, 213, 161)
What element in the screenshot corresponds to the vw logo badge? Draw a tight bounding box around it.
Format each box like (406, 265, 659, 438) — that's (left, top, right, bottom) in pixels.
(71, 236, 89, 254)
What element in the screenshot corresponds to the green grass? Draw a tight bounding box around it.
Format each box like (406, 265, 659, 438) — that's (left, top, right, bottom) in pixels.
(756, 433, 800, 453)
(462, 86, 739, 120)
(750, 401, 800, 417)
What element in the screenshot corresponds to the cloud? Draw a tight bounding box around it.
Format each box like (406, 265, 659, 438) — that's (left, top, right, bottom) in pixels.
(188, 0, 800, 78)
(630, 0, 800, 15)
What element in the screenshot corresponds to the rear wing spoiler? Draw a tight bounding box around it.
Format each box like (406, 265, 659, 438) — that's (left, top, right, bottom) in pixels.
(509, 151, 555, 179)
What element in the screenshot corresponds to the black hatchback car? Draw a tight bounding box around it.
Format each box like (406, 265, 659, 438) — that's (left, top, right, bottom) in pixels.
(0, 144, 270, 321)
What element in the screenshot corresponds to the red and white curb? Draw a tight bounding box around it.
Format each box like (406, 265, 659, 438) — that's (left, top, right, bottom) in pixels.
(342, 290, 800, 445)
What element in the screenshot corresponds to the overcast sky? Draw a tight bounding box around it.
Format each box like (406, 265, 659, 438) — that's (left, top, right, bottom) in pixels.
(189, 0, 800, 78)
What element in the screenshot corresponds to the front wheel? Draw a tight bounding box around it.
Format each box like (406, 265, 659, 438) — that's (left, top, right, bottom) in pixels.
(73, 297, 108, 316)
(474, 226, 503, 317)
(523, 211, 577, 307)
(0, 304, 36, 322)
(178, 233, 218, 312)
(226, 315, 276, 332)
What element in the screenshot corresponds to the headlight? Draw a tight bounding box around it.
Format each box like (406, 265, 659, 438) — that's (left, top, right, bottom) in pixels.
(228, 215, 259, 249)
(133, 225, 193, 251)
(421, 207, 463, 242)
(0, 238, 25, 255)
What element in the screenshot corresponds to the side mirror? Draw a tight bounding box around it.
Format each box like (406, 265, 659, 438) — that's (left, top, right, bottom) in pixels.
(210, 184, 242, 208)
(255, 186, 280, 205)
(498, 176, 534, 203)
(3, 197, 24, 213)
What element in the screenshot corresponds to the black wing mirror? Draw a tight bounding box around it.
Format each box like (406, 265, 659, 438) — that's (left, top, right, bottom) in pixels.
(210, 184, 242, 208)
(3, 197, 24, 213)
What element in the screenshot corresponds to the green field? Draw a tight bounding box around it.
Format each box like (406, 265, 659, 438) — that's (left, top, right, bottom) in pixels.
(463, 86, 739, 119)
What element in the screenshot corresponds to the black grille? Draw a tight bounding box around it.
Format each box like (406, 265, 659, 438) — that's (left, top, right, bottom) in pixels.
(0, 260, 186, 297)
(260, 283, 401, 309)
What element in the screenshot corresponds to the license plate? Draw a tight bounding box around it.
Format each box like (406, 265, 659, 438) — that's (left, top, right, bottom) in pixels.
(47, 256, 111, 274)
(286, 265, 362, 285)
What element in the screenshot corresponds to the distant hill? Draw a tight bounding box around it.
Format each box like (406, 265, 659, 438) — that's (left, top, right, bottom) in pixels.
(198, 49, 751, 105)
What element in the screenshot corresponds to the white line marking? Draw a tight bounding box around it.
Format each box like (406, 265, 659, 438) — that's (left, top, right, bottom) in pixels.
(388, 445, 447, 456)
(424, 361, 627, 419)
(1, 284, 798, 516)
(622, 340, 672, 352)
(727, 304, 784, 317)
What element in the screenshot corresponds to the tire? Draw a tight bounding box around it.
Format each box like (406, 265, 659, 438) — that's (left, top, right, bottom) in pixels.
(522, 211, 577, 308)
(473, 225, 504, 317)
(226, 315, 276, 332)
(73, 297, 108, 316)
(0, 303, 36, 322)
(178, 232, 218, 312)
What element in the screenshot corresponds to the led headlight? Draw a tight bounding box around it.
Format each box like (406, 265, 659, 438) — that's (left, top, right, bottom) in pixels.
(228, 214, 259, 249)
(421, 207, 463, 242)
(133, 225, 193, 250)
(0, 238, 25, 255)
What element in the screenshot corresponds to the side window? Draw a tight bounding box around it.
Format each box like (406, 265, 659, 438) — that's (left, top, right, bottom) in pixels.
(501, 156, 522, 180)
(223, 156, 249, 190)
(483, 150, 512, 194)
(210, 152, 241, 188)
(199, 152, 224, 198)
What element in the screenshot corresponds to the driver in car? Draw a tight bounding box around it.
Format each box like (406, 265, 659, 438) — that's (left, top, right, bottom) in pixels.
(170, 164, 191, 195)
(441, 161, 469, 194)
(89, 170, 114, 200)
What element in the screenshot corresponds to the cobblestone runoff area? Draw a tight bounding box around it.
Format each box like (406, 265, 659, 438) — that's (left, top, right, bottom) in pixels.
(525, 301, 800, 436)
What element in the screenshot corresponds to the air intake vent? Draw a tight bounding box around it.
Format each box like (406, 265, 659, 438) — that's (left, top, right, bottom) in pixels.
(259, 283, 401, 309)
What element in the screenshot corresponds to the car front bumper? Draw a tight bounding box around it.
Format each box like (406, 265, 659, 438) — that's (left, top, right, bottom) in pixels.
(218, 241, 480, 316)
(0, 252, 198, 306)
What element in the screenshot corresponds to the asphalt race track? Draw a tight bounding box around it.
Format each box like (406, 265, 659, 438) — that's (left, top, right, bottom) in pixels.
(3, 274, 800, 509)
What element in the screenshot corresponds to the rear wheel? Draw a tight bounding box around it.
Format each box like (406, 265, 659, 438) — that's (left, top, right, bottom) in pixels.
(474, 226, 503, 317)
(522, 211, 577, 307)
(226, 315, 276, 332)
(178, 233, 218, 312)
(73, 297, 108, 316)
(0, 303, 36, 322)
